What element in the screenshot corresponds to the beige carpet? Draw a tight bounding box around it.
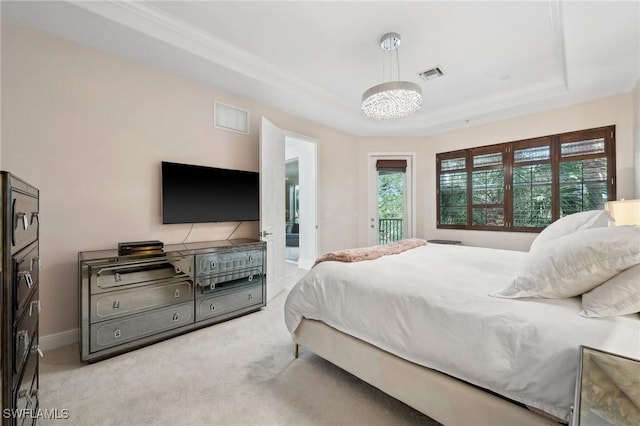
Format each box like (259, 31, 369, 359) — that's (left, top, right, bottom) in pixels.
(39, 288, 440, 426)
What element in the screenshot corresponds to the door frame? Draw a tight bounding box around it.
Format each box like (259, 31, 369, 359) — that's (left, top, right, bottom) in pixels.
(285, 133, 318, 270)
(367, 152, 417, 246)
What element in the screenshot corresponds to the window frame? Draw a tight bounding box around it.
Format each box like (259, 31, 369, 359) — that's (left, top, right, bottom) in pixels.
(435, 125, 616, 232)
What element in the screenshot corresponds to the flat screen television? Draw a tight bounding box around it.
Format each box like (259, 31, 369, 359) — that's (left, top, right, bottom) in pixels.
(161, 161, 260, 224)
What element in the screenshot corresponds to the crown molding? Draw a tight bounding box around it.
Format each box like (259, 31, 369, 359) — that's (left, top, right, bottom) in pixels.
(69, 1, 352, 110)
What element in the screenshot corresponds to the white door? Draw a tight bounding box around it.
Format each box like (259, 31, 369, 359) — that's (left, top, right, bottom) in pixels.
(260, 117, 287, 300)
(368, 154, 415, 245)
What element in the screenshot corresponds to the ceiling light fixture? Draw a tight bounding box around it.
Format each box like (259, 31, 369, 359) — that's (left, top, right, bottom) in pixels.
(362, 32, 422, 121)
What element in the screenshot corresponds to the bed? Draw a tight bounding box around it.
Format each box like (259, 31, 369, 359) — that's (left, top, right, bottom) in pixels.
(284, 212, 640, 426)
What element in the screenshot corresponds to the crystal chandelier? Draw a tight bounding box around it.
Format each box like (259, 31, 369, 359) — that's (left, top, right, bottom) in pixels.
(362, 33, 422, 121)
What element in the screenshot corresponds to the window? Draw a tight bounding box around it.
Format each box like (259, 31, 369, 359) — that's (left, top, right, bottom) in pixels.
(436, 126, 615, 232)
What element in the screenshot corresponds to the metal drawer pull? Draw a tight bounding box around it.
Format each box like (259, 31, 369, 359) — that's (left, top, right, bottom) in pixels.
(248, 255, 253, 262)
(248, 294, 253, 301)
(32, 345, 44, 357)
(114, 272, 122, 282)
(18, 271, 33, 288)
(17, 212, 28, 230)
(172, 313, 180, 321)
(174, 289, 180, 298)
(29, 300, 41, 316)
(18, 389, 33, 407)
(114, 328, 121, 338)
(112, 300, 120, 310)
(17, 330, 30, 357)
(31, 212, 39, 224)
(248, 274, 254, 282)
(30, 256, 42, 271)
(209, 304, 215, 311)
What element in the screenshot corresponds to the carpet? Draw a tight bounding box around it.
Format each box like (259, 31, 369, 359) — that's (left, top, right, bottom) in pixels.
(39, 288, 440, 426)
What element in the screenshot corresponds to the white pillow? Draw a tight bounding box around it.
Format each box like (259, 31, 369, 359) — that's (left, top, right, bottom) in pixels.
(580, 264, 640, 318)
(529, 210, 611, 251)
(493, 225, 640, 299)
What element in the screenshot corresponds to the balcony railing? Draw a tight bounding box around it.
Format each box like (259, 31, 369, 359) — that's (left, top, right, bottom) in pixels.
(379, 218, 403, 244)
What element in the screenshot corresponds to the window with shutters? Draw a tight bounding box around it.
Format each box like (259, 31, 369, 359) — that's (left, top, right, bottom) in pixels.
(437, 152, 467, 226)
(436, 125, 615, 232)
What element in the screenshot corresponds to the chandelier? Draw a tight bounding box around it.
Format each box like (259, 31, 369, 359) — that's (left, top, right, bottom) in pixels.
(362, 32, 422, 121)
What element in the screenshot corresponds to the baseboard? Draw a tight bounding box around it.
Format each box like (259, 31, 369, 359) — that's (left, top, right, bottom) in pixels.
(40, 328, 79, 351)
(267, 280, 287, 302)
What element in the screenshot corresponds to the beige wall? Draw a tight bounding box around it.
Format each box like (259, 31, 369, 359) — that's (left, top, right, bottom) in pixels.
(2, 23, 637, 338)
(634, 80, 640, 198)
(358, 94, 636, 251)
(1, 23, 360, 337)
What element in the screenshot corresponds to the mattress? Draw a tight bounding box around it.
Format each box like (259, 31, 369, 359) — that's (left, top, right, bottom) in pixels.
(284, 243, 640, 422)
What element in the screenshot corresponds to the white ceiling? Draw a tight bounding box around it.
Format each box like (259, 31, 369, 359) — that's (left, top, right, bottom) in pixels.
(2, 1, 639, 137)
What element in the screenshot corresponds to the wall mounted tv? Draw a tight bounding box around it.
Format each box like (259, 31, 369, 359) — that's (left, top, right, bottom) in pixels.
(161, 161, 260, 224)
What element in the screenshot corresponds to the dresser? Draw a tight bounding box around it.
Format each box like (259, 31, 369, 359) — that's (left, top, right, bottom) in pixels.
(79, 239, 266, 362)
(1, 172, 41, 426)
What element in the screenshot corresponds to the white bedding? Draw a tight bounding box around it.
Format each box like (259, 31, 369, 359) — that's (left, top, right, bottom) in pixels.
(284, 244, 640, 422)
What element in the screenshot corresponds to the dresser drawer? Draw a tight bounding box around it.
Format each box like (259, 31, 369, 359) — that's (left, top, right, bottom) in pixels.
(197, 268, 262, 289)
(90, 259, 190, 294)
(14, 292, 39, 376)
(14, 242, 39, 313)
(14, 337, 39, 417)
(196, 249, 263, 277)
(11, 190, 39, 254)
(90, 280, 193, 322)
(90, 302, 193, 352)
(196, 283, 263, 321)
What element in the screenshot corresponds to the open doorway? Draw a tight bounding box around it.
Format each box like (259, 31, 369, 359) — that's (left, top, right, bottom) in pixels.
(285, 137, 317, 270)
(368, 153, 416, 245)
(285, 159, 300, 262)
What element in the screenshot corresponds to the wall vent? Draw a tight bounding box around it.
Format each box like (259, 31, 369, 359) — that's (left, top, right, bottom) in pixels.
(418, 66, 444, 81)
(214, 101, 250, 134)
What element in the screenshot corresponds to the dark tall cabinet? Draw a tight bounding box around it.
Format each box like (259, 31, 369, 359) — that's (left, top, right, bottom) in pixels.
(1, 172, 40, 425)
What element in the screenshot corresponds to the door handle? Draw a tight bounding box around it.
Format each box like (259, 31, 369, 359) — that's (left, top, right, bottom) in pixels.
(260, 230, 273, 238)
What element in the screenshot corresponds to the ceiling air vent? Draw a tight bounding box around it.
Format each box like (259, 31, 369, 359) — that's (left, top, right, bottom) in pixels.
(418, 66, 444, 81)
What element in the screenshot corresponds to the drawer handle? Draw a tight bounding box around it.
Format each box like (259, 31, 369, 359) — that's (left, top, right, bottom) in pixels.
(174, 289, 180, 298)
(29, 300, 41, 316)
(114, 328, 121, 338)
(17, 330, 30, 357)
(30, 256, 42, 271)
(18, 271, 33, 288)
(30, 389, 39, 405)
(248, 275, 253, 282)
(172, 313, 180, 321)
(209, 304, 215, 311)
(16, 212, 28, 230)
(112, 300, 120, 310)
(114, 272, 122, 282)
(30, 212, 39, 225)
(31, 345, 44, 358)
(18, 389, 33, 407)
(248, 294, 253, 301)
(248, 255, 253, 262)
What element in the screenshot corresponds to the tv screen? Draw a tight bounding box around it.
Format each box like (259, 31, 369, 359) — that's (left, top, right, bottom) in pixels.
(161, 161, 260, 224)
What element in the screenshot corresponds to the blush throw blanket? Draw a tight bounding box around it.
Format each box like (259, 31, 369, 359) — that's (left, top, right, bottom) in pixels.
(314, 238, 427, 266)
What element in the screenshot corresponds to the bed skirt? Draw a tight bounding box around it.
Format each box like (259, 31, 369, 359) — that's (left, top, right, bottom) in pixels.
(293, 319, 564, 426)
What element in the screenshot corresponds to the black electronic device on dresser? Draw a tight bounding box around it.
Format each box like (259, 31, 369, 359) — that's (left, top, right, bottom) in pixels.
(0, 172, 41, 426)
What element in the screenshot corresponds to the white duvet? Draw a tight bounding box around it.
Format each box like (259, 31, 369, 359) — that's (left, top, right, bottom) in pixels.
(284, 244, 640, 422)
